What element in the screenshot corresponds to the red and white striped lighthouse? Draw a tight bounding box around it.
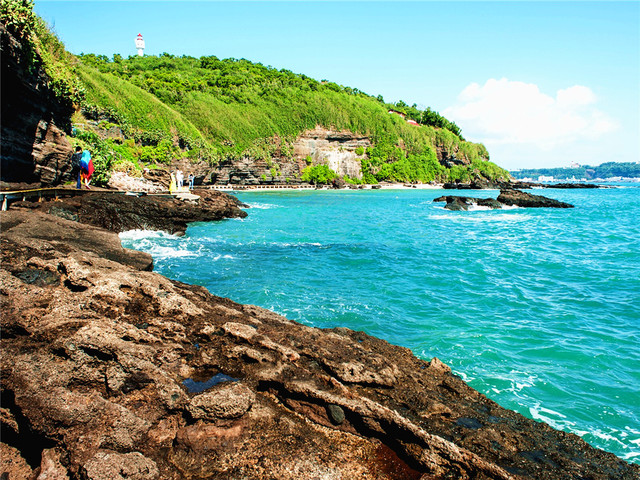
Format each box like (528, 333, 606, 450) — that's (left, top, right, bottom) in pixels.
(135, 33, 145, 57)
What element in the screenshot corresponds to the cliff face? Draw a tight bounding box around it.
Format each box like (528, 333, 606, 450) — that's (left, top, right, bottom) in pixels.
(172, 127, 370, 186)
(1, 200, 638, 480)
(0, 23, 74, 190)
(209, 156, 306, 186)
(293, 127, 370, 180)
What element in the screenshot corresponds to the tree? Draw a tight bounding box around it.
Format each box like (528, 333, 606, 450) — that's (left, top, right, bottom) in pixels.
(301, 164, 337, 184)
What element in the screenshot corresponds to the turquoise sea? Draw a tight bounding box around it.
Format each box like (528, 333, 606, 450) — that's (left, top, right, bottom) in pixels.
(121, 186, 640, 463)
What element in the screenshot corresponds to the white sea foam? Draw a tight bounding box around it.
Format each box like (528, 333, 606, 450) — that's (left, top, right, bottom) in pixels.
(238, 240, 325, 248)
(280, 242, 323, 248)
(529, 403, 575, 431)
(473, 213, 529, 222)
(467, 204, 493, 211)
(247, 202, 278, 209)
(428, 212, 529, 222)
(527, 403, 638, 458)
(212, 254, 235, 261)
(486, 370, 538, 397)
(119, 229, 173, 240)
(119, 229, 203, 259)
(155, 247, 197, 258)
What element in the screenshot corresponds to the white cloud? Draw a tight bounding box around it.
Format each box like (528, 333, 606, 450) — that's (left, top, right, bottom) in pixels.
(444, 78, 618, 150)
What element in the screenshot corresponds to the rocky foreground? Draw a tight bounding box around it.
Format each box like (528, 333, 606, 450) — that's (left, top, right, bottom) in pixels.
(1, 192, 638, 480)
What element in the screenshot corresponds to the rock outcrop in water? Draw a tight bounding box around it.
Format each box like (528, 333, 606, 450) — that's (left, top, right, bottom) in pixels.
(497, 189, 574, 209)
(1, 197, 638, 480)
(435, 190, 574, 210)
(433, 196, 503, 211)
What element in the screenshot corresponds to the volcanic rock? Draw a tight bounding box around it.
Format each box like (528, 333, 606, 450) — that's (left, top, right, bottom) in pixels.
(10, 189, 247, 235)
(434, 196, 504, 211)
(497, 189, 574, 208)
(187, 382, 256, 420)
(435, 191, 574, 210)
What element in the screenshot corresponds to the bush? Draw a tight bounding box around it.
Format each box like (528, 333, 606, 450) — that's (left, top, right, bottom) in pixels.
(0, 0, 37, 39)
(301, 164, 337, 184)
(113, 159, 142, 177)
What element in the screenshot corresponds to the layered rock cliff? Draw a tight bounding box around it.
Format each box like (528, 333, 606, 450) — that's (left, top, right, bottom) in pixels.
(198, 127, 370, 186)
(293, 127, 369, 179)
(1, 195, 638, 480)
(0, 23, 74, 190)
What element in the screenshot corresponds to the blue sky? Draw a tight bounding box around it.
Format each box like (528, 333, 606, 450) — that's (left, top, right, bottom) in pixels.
(34, 1, 639, 170)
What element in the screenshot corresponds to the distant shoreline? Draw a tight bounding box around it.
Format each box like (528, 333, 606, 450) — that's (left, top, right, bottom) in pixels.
(213, 182, 445, 192)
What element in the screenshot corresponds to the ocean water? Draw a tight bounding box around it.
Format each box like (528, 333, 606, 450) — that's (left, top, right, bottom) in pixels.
(121, 186, 640, 463)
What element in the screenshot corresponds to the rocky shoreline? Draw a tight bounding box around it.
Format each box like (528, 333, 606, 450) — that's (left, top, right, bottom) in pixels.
(1, 191, 638, 480)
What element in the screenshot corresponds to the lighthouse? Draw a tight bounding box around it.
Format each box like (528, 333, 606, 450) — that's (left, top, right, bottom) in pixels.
(135, 33, 145, 57)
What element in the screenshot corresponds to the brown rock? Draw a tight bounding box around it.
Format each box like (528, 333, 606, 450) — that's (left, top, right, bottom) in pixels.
(82, 451, 158, 480)
(497, 189, 574, 208)
(1, 443, 33, 480)
(37, 448, 70, 480)
(187, 382, 255, 420)
(9, 189, 247, 236)
(1, 209, 153, 270)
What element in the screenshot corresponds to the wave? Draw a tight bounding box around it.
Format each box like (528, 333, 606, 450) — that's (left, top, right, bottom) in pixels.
(246, 202, 278, 209)
(145, 246, 199, 258)
(119, 229, 175, 240)
(428, 212, 529, 222)
(120, 229, 203, 259)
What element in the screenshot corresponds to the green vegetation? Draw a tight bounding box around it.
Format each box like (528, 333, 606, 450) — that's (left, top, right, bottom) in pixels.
(301, 164, 338, 184)
(1, 0, 85, 108)
(6, 2, 510, 185)
(71, 130, 115, 186)
(75, 63, 210, 156)
(390, 101, 464, 139)
(1, 0, 37, 39)
(75, 53, 499, 180)
(511, 162, 640, 180)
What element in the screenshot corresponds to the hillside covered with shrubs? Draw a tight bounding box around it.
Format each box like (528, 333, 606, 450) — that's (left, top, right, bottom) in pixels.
(2, 0, 509, 186)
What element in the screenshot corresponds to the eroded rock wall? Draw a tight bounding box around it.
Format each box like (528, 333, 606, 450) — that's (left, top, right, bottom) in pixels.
(293, 127, 369, 179)
(199, 127, 370, 185)
(0, 23, 74, 190)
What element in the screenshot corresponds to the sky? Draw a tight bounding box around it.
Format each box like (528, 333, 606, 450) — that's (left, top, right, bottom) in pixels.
(34, 1, 639, 171)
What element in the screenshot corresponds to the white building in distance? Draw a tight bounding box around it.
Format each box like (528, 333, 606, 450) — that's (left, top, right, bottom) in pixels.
(135, 33, 145, 57)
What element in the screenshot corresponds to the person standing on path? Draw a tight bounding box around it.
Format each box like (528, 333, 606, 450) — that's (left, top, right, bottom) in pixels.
(170, 171, 177, 193)
(80, 149, 94, 189)
(70, 146, 83, 189)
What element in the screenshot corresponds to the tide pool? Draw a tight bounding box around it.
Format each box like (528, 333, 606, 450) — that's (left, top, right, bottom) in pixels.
(121, 186, 640, 463)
